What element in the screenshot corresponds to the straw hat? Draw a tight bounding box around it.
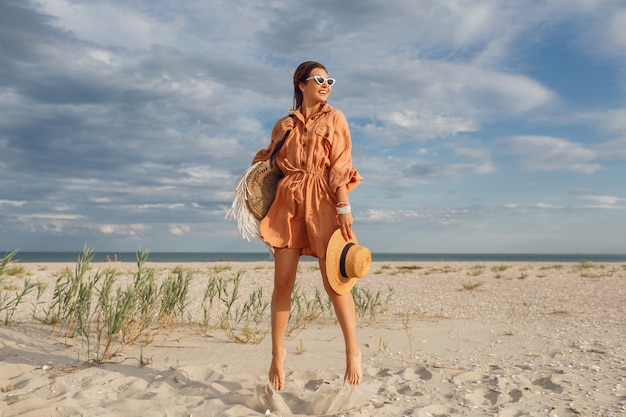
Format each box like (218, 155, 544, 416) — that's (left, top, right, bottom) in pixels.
(325, 229, 372, 295)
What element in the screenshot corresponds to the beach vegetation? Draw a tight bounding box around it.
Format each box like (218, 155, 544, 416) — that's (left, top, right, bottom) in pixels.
(376, 336, 389, 356)
(373, 264, 392, 275)
(197, 271, 270, 344)
(227, 320, 267, 344)
(424, 265, 456, 275)
(574, 261, 597, 269)
(461, 281, 483, 290)
(209, 271, 270, 344)
(4, 249, 396, 363)
(138, 346, 153, 367)
(0, 251, 17, 276)
(3, 264, 26, 277)
(34, 248, 196, 361)
(0, 276, 40, 325)
(572, 262, 619, 279)
(491, 265, 509, 272)
(539, 264, 563, 270)
(288, 284, 329, 335)
(394, 265, 421, 275)
(296, 338, 305, 355)
(208, 265, 233, 274)
(230, 286, 269, 343)
(199, 274, 222, 331)
(467, 265, 486, 277)
(398, 265, 422, 270)
(401, 311, 416, 359)
(352, 285, 393, 322)
(43, 246, 98, 334)
(157, 267, 192, 325)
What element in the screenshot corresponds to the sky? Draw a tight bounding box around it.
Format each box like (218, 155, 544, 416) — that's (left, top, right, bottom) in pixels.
(1, 0, 625, 254)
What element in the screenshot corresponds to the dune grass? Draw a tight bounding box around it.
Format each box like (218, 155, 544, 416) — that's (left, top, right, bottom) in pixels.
(1, 249, 394, 364)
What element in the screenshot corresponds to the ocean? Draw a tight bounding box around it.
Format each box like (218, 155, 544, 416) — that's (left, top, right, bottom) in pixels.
(9, 252, 626, 263)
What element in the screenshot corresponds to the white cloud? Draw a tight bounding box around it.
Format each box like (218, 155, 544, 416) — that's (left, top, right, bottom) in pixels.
(97, 224, 146, 236)
(169, 224, 191, 236)
(32, 0, 183, 49)
(578, 195, 624, 209)
(370, 110, 478, 142)
(598, 137, 626, 160)
(359, 208, 465, 226)
(505, 136, 601, 174)
(453, 146, 496, 174)
(19, 213, 82, 221)
(1, 0, 624, 253)
(581, 109, 626, 135)
(605, 8, 626, 57)
(452, 2, 495, 46)
(528, 203, 558, 209)
(0, 200, 26, 207)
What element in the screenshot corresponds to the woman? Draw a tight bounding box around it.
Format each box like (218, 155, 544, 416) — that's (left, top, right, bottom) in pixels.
(251, 61, 363, 391)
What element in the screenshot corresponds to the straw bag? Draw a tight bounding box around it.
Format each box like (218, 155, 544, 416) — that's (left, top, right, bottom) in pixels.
(226, 128, 291, 241)
(244, 157, 284, 221)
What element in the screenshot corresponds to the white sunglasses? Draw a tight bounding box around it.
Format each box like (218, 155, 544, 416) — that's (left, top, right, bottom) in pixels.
(305, 75, 336, 86)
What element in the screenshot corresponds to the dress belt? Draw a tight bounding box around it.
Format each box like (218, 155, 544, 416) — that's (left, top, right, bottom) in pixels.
(282, 163, 326, 203)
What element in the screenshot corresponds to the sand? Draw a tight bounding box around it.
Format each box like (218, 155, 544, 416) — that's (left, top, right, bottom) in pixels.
(1, 261, 625, 416)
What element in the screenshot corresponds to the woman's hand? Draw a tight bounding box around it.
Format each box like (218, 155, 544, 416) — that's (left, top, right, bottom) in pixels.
(338, 212, 354, 241)
(281, 116, 295, 136)
(335, 185, 353, 241)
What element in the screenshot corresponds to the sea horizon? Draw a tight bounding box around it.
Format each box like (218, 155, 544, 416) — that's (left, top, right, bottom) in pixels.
(7, 251, 626, 263)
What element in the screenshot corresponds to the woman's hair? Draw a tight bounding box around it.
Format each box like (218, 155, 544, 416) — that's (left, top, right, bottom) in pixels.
(292, 61, 327, 110)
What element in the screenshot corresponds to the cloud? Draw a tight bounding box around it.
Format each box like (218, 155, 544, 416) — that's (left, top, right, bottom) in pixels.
(527, 203, 559, 209)
(0, 200, 26, 207)
(355, 142, 495, 198)
(169, 224, 191, 236)
(577, 195, 624, 209)
(31, 0, 184, 50)
(599, 7, 626, 58)
(1, 0, 625, 253)
(364, 110, 478, 143)
(597, 137, 626, 160)
(96, 224, 146, 236)
(505, 136, 601, 174)
(359, 208, 469, 226)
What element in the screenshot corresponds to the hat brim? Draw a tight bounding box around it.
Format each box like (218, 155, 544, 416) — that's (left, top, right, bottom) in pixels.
(326, 229, 359, 295)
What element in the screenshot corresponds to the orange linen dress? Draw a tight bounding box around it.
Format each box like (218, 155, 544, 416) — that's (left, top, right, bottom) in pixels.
(252, 103, 362, 259)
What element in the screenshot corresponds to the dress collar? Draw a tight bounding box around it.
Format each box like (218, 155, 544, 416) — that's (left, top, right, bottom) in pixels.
(289, 102, 333, 121)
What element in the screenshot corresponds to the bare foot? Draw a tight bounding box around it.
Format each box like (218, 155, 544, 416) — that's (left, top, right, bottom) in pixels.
(344, 349, 362, 385)
(269, 347, 287, 390)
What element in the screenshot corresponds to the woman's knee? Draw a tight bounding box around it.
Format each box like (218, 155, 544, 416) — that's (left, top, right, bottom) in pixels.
(273, 277, 295, 296)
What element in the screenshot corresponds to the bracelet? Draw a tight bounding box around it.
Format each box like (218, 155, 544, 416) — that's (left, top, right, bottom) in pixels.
(337, 205, 351, 215)
(336, 201, 350, 207)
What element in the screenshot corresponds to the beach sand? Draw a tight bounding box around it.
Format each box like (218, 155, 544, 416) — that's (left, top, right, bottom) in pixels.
(1, 261, 624, 416)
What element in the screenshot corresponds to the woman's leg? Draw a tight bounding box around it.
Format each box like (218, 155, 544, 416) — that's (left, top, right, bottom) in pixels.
(269, 247, 300, 390)
(319, 259, 362, 385)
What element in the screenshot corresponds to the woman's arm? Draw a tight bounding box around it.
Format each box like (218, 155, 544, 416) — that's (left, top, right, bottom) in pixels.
(336, 184, 354, 241)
